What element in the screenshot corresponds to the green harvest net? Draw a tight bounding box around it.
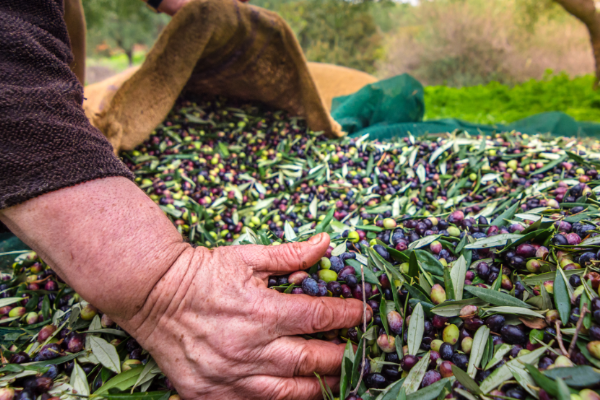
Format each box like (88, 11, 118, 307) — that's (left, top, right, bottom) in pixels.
(331, 73, 600, 140)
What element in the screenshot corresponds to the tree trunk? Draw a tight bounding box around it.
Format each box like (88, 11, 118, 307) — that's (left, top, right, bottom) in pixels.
(554, 0, 600, 88)
(125, 47, 134, 67)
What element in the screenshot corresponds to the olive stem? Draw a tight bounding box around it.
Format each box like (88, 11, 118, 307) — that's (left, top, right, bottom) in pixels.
(554, 320, 569, 357)
(351, 264, 368, 395)
(567, 303, 588, 357)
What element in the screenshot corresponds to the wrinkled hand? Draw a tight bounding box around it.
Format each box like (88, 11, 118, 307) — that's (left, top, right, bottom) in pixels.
(120, 233, 367, 400)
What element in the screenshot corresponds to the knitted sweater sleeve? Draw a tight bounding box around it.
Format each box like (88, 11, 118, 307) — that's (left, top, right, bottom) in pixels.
(0, 0, 133, 209)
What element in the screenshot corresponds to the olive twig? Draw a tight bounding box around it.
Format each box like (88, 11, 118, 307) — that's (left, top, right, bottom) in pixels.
(555, 320, 569, 357)
(567, 303, 588, 357)
(351, 264, 368, 395)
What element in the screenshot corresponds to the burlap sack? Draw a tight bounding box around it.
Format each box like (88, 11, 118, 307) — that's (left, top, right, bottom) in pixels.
(307, 63, 377, 113)
(64, 0, 86, 85)
(86, 0, 349, 152)
(84, 63, 377, 123)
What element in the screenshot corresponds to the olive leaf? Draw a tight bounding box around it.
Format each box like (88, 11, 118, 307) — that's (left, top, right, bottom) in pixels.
(405, 378, 451, 400)
(555, 378, 571, 400)
(480, 345, 547, 393)
(544, 366, 600, 388)
(132, 358, 161, 393)
(346, 259, 379, 285)
(506, 364, 538, 399)
(89, 336, 121, 374)
(315, 372, 335, 400)
(340, 340, 354, 400)
(94, 366, 145, 395)
(580, 235, 600, 246)
(375, 379, 405, 400)
(331, 241, 347, 257)
(309, 197, 318, 219)
(450, 256, 467, 301)
(401, 351, 430, 395)
(553, 267, 571, 325)
(490, 203, 520, 227)
(532, 154, 567, 176)
(480, 335, 494, 372)
(284, 221, 297, 241)
(351, 334, 365, 388)
(484, 307, 544, 319)
(451, 365, 482, 394)
(30, 352, 85, 367)
(408, 235, 441, 250)
(85, 329, 129, 337)
(576, 341, 600, 368)
(415, 250, 444, 276)
(431, 298, 487, 317)
(315, 208, 334, 234)
(541, 283, 553, 310)
(70, 360, 90, 396)
(396, 386, 406, 400)
(484, 343, 511, 370)
(416, 165, 426, 184)
(419, 272, 432, 296)
(101, 392, 172, 400)
(443, 266, 455, 302)
(408, 251, 419, 278)
(522, 269, 582, 286)
(453, 388, 478, 400)
(580, 289, 592, 330)
(464, 233, 523, 249)
(395, 334, 404, 359)
(88, 314, 102, 334)
(403, 283, 431, 303)
(381, 295, 390, 336)
(429, 141, 453, 164)
(464, 286, 533, 308)
(467, 326, 489, 378)
(407, 303, 424, 356)
(0, 370, 38, 384)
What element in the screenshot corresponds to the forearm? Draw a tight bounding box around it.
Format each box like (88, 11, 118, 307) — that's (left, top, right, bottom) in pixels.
(0, 177, 189, 322)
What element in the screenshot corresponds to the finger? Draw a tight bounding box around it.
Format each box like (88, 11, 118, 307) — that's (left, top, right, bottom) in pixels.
(237, 375, 340, 400)
(260, 336, 347, 377)
(238, 233, 330, 275)
(273, 294, 371, 336)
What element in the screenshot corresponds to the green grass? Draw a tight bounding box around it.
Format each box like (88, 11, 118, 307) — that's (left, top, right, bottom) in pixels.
(86, 50, 147, 72)
(424, 72, 600, 124)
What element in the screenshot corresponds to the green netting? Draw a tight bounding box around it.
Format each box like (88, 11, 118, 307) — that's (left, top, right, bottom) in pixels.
(0, 232, 29, 271)
(331, 73, 600, 139)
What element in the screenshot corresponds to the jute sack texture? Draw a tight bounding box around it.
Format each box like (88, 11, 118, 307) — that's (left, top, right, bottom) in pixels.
(87, 0, 379, 151)
(84, 63, 377, 127)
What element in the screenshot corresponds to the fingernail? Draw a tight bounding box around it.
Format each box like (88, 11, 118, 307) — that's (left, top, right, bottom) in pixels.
(308, 233, 324, 245)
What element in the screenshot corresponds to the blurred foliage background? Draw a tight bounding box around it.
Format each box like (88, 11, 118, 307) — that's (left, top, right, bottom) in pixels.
(82, 0, 598, 124)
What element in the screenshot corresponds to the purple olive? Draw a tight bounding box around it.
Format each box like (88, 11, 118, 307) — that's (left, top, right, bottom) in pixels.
(66, 332, 85, 353)
(516, 244, 536, 258)
(301, 278, 319, 296)
(485, 314, 505, 332)
(420, 370, 442, 388)
(365, 373, 387, 389)
(400, 354, 418, 371)
(501, 325, 526, 345)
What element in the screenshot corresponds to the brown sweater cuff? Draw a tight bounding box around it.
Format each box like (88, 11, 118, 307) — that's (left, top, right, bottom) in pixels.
(0, 147, 134, 210)
(0, 1, 134, 210)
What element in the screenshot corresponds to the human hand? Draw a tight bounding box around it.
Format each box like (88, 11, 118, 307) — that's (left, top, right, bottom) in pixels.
(1, 177, 367, 399)
(118, 233, 369, 399)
